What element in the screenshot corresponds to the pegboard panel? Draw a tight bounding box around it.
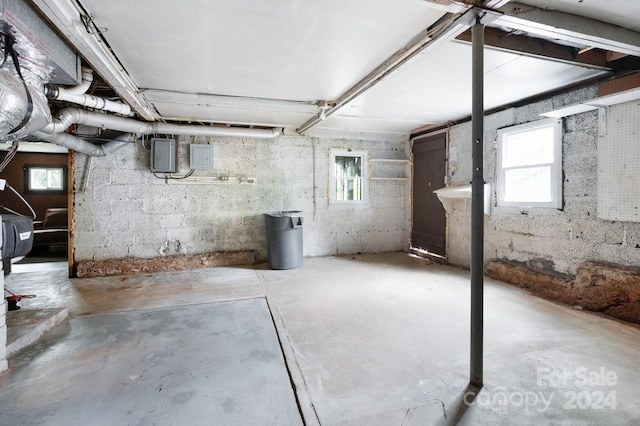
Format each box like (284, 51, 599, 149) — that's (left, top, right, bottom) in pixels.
(597, 101, 640, 222)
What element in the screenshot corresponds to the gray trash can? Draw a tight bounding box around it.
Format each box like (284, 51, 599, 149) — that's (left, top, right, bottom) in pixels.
(264, 211, 303, 270)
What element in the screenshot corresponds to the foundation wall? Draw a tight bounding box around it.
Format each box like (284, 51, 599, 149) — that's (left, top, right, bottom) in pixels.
(486, 260, 640, 324)
(446, 85, 640, 276)
(73, 135, 411, 266)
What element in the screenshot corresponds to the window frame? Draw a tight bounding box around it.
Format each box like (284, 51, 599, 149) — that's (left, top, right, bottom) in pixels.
(329, 149, 368, 205)
(496, 118, 563, 209)
(24, 164, 68, 194)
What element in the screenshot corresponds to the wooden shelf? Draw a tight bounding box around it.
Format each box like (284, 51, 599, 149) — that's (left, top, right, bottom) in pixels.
(371, 177, 409, 181)
(370, 159, 410, 180)
(370, 159, 409, 163)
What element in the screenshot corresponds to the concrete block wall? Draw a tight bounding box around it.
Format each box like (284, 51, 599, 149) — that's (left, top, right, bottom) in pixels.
(446, 85, 640, 276)
(73, 135, 410, 264)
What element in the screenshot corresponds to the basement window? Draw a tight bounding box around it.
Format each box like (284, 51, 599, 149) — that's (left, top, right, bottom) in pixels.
(330, 150, 368, 203)
(24, 165, 67, 193)
(497, 119, 562, 208)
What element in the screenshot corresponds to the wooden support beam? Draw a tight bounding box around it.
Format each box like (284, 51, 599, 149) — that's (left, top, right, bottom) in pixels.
(456, 27, 609, 68)
(496, 2, 640, 57)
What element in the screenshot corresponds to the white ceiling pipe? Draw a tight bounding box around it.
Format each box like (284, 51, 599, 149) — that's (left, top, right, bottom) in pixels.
(150, 121, 282, 139)
(45, 78, 133, 116)
(44, 68, 133, 116)
(60, 67, 94, 96)
(41, 107, 282, 139)
(55, 92, 133, 116)
(32, 130, 136, 156)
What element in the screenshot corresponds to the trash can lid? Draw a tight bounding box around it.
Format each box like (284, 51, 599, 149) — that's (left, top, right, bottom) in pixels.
(265, 210, 303, 217)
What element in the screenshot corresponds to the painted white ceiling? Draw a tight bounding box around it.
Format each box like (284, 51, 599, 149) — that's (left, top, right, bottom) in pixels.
(82, 0, 448, 102)
(42, 0, 640, 138)
(320, 40, 608, 133)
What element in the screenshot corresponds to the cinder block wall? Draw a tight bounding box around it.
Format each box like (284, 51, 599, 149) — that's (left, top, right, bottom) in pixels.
(73, 135, 410, 263)
(446, 85, 640, 276)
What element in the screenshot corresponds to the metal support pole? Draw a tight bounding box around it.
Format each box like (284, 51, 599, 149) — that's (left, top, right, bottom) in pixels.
(470, 20, 485, 388)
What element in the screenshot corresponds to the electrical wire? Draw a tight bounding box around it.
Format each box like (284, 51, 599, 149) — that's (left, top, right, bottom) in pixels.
(153, 169, 195, 180)
(0, 141, 36, 218)
(0, 140, 19, 172)
(1, 182, 37, 219)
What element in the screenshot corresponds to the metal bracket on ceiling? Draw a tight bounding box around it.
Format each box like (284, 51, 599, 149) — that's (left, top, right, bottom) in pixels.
(80, 13, 94, 34)
(463, 5, 503, 27)
(317, 101, 331, 121)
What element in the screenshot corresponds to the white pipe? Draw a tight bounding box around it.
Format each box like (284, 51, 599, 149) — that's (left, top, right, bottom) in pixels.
(32, 131, 136, 156)
(45, 67, 133, 116)
(58, 93, 132, 116)
(48, 89, 133, 116)
(41, 107, 282, 139)
(150, 122, 282, 139)
(61, 67, 94, 95)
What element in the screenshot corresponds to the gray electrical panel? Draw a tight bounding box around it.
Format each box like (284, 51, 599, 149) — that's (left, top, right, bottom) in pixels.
(190, 144, 213, 169)
(151, 138, 177, 172)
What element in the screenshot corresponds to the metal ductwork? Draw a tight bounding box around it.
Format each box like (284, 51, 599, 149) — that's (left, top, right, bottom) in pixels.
(0, 0, 76, 141)
(31, 108, 282, 157)
(0, 64, 52, 141)
(41, 107, 283, 140)
(31, 131, 137, 157)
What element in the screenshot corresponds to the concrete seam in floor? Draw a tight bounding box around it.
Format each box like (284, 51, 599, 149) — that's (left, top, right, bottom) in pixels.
(6, 308, 69, 357)
(74, 296, 269, 318)
(256, 270, 321, 426)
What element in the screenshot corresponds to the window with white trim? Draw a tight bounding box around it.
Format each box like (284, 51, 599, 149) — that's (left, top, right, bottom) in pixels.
(330, 150, 368, 203)
(497, 119, 562, 208)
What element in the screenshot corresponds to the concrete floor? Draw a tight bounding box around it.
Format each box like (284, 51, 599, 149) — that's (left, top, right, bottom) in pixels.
(2, 252, 639, 425)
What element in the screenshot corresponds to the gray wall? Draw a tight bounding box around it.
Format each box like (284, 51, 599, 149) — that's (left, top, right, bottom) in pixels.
(445, 86, 640, 276)
(73, 135, 410, 263)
